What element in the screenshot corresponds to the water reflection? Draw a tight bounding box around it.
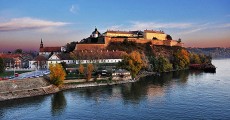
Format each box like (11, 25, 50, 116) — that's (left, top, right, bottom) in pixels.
(51, 92, 67, 116)
(0, 96, 46, 119)
(120, 70, 191, 104)
(72, 70, 193, 105)
(0, 69, 202, 119)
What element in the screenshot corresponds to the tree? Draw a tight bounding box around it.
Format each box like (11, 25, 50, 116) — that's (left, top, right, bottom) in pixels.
(118, 51, 144, 78)
(173, 49, 190, 70)
(14, 49, 23, 54)
(190, 53, 201, 64)
(158, 56, 173, 72)
(60, 62, 67, 73)
(78, 64, 84, 74)
(0, 57, 4, 73)
(66, 42, 77, 53)
(199, 54, 212, 64)
(86, 64, 94, 81)
(149, 56, 159, 72)
(49, 64, 66, 87)
(178, 38, 182, 43)
(166, 35, 172, 40)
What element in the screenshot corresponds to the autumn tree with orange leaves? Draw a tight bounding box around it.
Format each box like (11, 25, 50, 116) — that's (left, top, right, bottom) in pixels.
(49, 64, 66, 87)
(78, 64, 84, 74)
(86, 64, 94, 81)
(118, 51, 144, 78)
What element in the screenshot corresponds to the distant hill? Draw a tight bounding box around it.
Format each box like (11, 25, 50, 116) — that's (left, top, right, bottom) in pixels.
(187, 47, 230, 58)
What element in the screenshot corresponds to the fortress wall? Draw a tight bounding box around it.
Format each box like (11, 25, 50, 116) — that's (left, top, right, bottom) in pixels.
(164, 40, 182, 47)
(75, 44, 107, 50)
(75, 37, 182, 51)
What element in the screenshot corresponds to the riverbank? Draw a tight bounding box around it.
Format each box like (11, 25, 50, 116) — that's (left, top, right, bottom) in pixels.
(0, 78, 59, 101)
(0, 71, 155, 101)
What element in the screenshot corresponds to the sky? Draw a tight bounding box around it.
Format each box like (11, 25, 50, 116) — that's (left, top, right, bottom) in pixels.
(0, 0, 230, 52)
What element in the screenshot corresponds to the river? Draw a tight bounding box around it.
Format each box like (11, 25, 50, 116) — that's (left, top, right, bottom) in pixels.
(0, 59, 230, 120)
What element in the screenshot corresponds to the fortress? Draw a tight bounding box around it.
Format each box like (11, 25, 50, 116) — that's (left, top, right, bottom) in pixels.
(75, 28, 183, 50)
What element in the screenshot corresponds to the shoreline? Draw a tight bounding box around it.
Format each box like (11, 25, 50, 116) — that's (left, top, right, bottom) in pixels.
(0, 71, 155, 102)
(1, 65, 215, 102)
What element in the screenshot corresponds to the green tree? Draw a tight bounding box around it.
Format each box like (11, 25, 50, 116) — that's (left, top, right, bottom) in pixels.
(190, 53, 201, 64)
(0, 57, 4, 73)
(158, 56, 173, 72)
(60, 62, 67, 73)
(14, 49, 23, 54)
(166, 35, 172, 40)
(49, 64, 66, 87)
(199, 54, 212, 64)
(149, 55, 159, 72)
(66, 42, 77, 53)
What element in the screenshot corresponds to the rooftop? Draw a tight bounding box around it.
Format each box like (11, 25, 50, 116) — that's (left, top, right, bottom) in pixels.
(40, 47, 61, 52)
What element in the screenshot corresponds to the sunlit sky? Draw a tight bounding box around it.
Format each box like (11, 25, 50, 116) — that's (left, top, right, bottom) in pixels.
(0, 0, 229, 51)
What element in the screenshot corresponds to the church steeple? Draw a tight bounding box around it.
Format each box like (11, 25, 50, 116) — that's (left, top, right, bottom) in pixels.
(40, 38, 43, 48)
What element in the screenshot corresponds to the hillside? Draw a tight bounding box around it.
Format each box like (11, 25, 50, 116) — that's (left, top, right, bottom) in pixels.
(107, 40, 214, 74)
(107, 40, 183, 59)
(187, 47, 230, 58)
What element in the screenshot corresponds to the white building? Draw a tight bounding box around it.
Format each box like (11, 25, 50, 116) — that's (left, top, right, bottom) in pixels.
(47, 54, 74, 68)
(72, 50, 125, 65)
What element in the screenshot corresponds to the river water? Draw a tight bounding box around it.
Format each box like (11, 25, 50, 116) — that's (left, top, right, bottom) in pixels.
(0, 59, 230, 120)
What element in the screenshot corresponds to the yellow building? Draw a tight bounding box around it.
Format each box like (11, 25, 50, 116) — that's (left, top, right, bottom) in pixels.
(103, 30, 140, 38)
(143, 30, 167, 40)
(103, 30, 168, 40)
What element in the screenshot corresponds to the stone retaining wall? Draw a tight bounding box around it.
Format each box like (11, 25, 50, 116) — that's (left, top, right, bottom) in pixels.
(0, 78, 50, 92)
(0, 78, 58, 101)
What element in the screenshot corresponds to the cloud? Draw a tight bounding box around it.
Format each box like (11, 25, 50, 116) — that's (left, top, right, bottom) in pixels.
(69, 5, 79, 14)
(130, 21, 193, 30)
(0, 17, 69, 32)
(216, 23, 230, 28)
(179, 28, 205, 35)
(105, 21, 193, 31)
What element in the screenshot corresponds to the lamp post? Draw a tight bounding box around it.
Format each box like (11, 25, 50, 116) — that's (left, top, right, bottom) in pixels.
(14, 63, 16, 77)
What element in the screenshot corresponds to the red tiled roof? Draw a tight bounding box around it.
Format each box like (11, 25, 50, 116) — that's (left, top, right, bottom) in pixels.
(34, 55, 47, 61)
(40, 47, 61, 52)
(0, 54, 21, 58)
(72, 50, 125, 60)
(105, 30, 139, 34)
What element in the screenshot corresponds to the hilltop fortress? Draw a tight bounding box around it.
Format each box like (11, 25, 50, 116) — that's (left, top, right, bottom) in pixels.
(75, 28, 183, 50)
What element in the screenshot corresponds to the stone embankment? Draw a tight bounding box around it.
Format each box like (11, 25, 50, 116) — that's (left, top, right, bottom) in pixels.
(0, 78, 59, 101)
(61, 79, 136, 90)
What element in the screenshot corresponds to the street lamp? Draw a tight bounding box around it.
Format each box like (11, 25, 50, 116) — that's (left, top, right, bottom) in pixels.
(13, 63, 15, 76)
